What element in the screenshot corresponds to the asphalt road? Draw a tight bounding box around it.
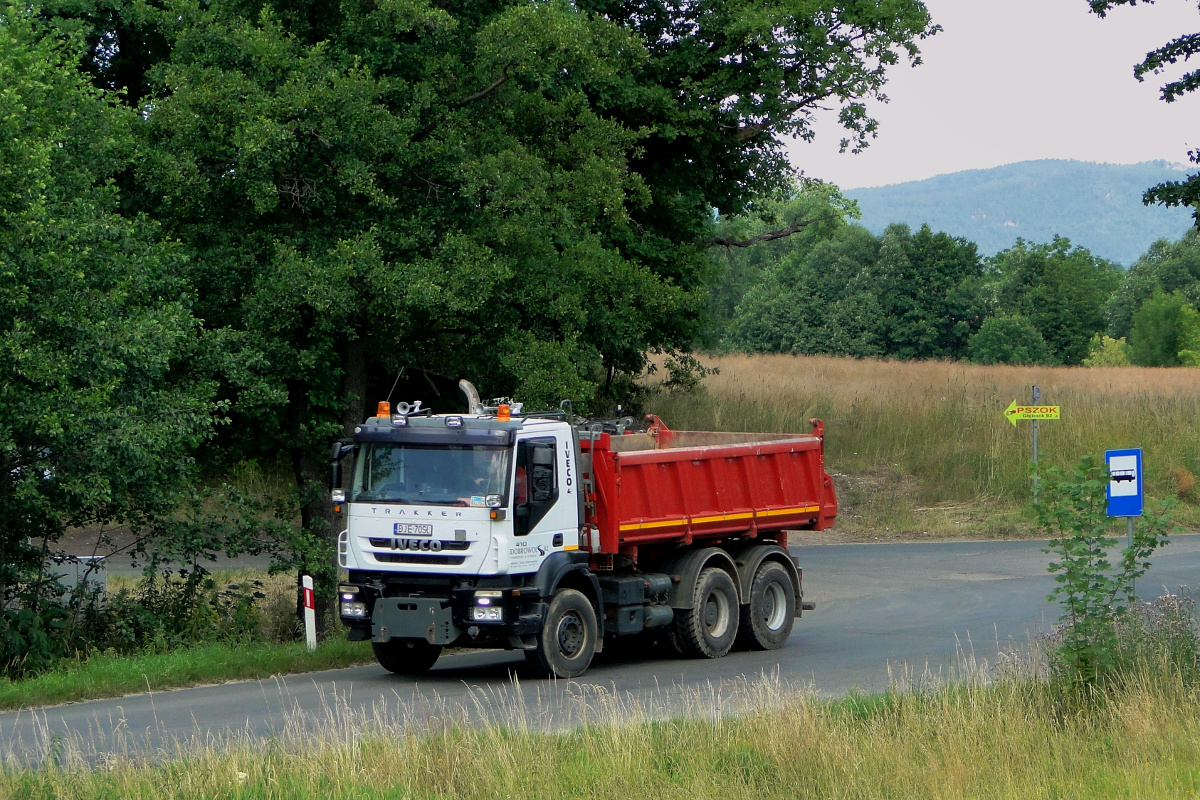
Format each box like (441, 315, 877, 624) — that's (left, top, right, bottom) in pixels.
(5, 536, 1199, 765)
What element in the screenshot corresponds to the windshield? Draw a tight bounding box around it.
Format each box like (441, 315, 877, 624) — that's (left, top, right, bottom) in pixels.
(350, 443, 511, 506)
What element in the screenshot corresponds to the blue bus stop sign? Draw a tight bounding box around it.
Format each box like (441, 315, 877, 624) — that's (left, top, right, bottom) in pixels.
(1106, 448, 1143, 517)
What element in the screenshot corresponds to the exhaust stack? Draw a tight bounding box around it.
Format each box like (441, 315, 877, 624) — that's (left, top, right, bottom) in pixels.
(459, 379, 483, 415)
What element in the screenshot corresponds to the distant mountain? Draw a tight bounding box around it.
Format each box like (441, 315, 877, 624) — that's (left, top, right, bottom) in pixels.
(846, 160, 1195, 266)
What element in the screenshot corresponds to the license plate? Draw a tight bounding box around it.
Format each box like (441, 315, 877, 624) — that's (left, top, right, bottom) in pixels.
(393, 523, 433, 537)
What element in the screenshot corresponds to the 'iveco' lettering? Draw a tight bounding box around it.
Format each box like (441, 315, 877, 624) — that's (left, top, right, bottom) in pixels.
(390, 538, 445, 552)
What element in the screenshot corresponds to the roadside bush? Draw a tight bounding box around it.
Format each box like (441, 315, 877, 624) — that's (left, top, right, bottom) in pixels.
(1115, 589, 1200, 684)
(1035, 455, 1176, 692)
(81, 572, 273, 656)
(0, 599, 74, 678)
(1036, 587, 1200, 698)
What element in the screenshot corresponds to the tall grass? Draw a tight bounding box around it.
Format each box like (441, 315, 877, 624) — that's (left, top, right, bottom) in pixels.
(652, 355, 1200, 534)
(7, 667, 1200, 799)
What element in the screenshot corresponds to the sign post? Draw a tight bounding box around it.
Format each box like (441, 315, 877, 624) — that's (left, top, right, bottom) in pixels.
(1031, 386, 1040, 500)
(1003, 388, 1061, 502)
(1106, 448, 1144, 597)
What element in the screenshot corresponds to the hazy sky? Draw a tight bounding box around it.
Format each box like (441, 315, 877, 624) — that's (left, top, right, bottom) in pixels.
(787, 0, 1199, 189)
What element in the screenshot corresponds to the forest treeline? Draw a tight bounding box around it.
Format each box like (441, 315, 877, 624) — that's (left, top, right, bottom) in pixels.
(710, 183, 1200, 368)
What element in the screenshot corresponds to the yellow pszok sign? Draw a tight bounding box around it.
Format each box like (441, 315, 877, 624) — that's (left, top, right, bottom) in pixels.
(1004, 400, 1060, 427)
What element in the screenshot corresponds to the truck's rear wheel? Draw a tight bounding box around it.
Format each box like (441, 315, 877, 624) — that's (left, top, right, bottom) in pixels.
(671, 567, 739, 659)
(372, 639, 442, 675)
(736, 561, 795, 650)
(527, 589, 597, 679)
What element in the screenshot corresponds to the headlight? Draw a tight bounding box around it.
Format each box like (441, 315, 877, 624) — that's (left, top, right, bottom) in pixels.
(471, 605, 504, 622)
(340, 601, 368, 619)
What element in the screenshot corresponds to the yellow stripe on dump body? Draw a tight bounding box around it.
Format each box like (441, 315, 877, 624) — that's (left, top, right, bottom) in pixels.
(619, 518, 687, 531)
(690, 511, 754, 524)
(759, 505, 820, 517)
(618, 506, 820, 531)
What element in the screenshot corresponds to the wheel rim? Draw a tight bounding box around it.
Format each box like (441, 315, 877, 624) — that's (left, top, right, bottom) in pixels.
(557, 611, 586, 658)
(762, 580, 789, 631)
(703, 587, 731, 638)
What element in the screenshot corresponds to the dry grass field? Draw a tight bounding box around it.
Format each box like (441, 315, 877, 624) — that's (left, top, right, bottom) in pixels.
(652, 355, 1200, 540)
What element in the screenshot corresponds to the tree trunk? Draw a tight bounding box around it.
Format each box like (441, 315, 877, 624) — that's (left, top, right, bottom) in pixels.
(340, 337, 368, 436)
(290, 338, 370, 640)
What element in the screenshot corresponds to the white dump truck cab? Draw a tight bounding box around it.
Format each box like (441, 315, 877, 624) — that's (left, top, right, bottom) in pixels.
(331, 400, 599, 677)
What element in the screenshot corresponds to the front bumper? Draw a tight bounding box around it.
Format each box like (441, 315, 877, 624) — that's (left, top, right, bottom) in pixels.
(342, 583, 548, 645)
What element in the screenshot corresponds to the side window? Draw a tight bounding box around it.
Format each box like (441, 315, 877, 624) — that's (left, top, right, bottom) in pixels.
(514, 438, 558, 536)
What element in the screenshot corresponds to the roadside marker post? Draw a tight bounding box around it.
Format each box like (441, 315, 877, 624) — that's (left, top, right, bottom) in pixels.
(1106, 448, 1144, 597)
(302, 574, 317, 651)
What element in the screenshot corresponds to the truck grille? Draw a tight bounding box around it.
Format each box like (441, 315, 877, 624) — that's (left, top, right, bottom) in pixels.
(373, 553, 468, 566)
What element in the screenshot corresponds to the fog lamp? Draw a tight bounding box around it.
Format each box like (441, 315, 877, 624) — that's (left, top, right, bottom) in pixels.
(471, 605, 503, 622)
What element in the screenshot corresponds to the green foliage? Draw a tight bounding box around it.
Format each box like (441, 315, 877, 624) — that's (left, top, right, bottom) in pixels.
(723, 220, 986, 359)
(966, 315, 1049, 365)
(1036, 455, 1174, 689)
(707, 179, 859, 343)
(1082, 335, 1131, 367)
(988, 237, 1121, 365)
(871, 223, 988, 359)
(0, 3, 217, 675)
(725, 225, 884, 356)
(1106, 229, 1200, 339)
(89, 574, 267, 654)
(1178, 307, 1200, 366)
(1128, 291, 1196, 367)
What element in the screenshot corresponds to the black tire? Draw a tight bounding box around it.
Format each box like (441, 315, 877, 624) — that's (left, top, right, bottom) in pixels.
(671, 567, 739, 658)
(661, 622, 688, 658)
(372, 638, 442, 675)
(528, 589, 598, 678)
(736, 561, 796, 651)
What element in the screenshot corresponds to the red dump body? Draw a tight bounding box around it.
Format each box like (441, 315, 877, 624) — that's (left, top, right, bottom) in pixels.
(580, 422, 837, 561)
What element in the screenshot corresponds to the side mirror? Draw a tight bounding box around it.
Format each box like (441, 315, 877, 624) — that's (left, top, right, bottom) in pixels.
(328, 440, 355, 491)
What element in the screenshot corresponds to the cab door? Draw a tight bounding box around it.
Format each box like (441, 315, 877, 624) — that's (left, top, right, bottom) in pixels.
(509, 433, 578, 573)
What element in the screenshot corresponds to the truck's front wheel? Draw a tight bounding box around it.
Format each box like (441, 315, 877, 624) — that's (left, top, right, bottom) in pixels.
(670, 567, 739, 659)
(372, 639, 442, 675)
(736, 561, 795, 650)
(527, 589, 597, 679)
